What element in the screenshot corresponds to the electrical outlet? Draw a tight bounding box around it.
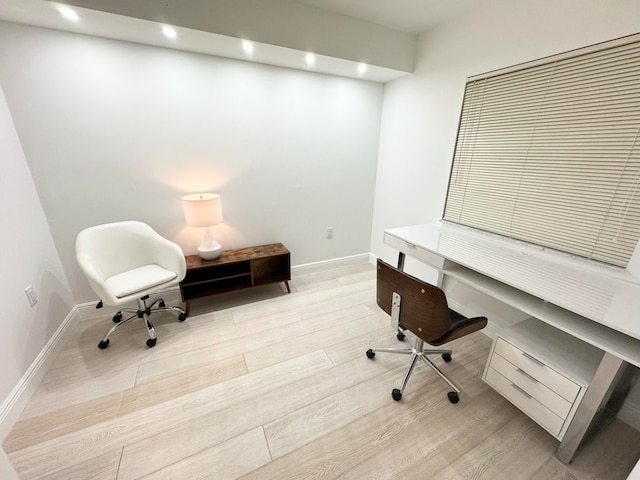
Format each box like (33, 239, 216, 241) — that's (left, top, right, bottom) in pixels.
(326, 227, 334, 239)
(25, 285, 38, 307)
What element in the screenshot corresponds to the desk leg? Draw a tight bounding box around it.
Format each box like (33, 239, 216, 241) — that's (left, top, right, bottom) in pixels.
(556, 353, 638, 463)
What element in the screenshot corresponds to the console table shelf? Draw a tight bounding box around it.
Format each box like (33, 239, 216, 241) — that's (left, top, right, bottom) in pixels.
(180, 243, 291, 315)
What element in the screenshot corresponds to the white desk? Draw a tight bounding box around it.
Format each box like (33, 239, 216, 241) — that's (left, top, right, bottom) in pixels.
(384, 221, 640, 463)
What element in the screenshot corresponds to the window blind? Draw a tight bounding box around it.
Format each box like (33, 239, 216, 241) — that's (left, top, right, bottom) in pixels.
(443, 35, 640, 267)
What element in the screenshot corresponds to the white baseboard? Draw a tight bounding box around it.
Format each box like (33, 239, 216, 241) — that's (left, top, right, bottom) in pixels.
(0, 306, 80, 442)
(291, 253, 370, 277)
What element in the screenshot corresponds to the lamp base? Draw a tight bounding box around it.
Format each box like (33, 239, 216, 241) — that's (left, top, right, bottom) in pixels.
(197, 227, 222, 260)
(198, 244, 222, 261)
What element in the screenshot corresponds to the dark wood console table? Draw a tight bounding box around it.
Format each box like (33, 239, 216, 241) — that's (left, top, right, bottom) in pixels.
(179, 243, 291, 315)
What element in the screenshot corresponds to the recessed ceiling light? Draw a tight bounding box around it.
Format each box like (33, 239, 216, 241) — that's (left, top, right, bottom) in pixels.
(57, 6, 79, 21)
(358, 63, 367, 74)
(242, 40, 254, 54)
(162, 26, 177, 38)
(305, 53, 316, 66)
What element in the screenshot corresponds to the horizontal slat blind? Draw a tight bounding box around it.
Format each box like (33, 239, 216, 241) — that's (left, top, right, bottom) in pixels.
(444, 36, 640, 267)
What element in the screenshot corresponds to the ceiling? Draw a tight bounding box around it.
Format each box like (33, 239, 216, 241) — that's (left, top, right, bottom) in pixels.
(0, 0, 480, 82)
(294, 0, 478, 35)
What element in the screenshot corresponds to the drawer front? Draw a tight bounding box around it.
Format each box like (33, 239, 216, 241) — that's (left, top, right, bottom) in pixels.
(489, 353, 572, 419)
(383, 233, 445, 269)
(486, 367, 564, 437)
(494, 338, 580, 402)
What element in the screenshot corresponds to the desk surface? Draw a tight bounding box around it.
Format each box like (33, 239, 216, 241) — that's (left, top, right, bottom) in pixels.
(385, 221, 640, 342)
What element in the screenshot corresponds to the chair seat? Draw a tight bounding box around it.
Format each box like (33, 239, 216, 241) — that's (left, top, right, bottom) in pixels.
(105, 264, 177, 298)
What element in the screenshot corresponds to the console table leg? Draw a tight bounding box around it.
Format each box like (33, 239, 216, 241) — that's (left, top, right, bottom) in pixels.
(556, 352, 638, 463)
(184, 301, 191, 317)
(284, 280, 291, 293)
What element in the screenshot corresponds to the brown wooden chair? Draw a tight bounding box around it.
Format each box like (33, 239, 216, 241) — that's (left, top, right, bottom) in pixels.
(366, 259, 488, 403)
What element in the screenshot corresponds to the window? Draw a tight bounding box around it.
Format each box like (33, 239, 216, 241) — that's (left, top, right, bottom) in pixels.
(444, 34, 640, 267)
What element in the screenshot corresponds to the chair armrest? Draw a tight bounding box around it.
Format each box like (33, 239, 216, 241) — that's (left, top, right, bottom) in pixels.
(76, 253, 120, 305)
(152, 236, 187, 282)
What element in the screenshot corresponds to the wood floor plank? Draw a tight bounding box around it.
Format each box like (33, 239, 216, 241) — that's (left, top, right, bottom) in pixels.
(239, 285, 375, 319)
(241, 374, 513, 479)
(19, 366, 138, 419)
(244, 311, 389, 371)
(428, 414, 557, 480)
(117, 354, 410, 480)
(29, 449, 123, 480)
(40, 310, 235, 389)
(6, 351, 333, 479)
(530, 458, 580, 480)
(138, 427, 271, 480)
(264, 366, 426, 459)
(336, 389, 518, 479)
(4, 355, 247, 452)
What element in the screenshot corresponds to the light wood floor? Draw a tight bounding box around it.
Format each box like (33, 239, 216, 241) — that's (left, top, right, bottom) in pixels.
(4, 263, 640, 479)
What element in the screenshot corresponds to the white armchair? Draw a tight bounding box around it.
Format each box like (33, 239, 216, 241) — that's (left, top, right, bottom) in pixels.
(76, 221, 187, 349)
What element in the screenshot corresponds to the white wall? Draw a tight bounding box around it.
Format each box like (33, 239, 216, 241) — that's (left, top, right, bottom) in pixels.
(370, 0, 640, 421)
(0, 81, 73, 426)
(0, 21, 383, 304)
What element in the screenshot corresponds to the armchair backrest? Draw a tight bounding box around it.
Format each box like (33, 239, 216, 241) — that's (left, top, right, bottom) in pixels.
(376, 259, 451, 343)
(76, 221, 161, 280)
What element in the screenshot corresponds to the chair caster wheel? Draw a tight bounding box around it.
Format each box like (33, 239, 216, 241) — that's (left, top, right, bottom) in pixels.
(112, 313, 122, 323)
(146, 338, 157, 348)
(396, 332, 405, 341)
(97, 339, 110, 349)
(442, 353, 452, 362)
(392, 389, 402, 401)
(159, 300, 166, 308)
(448, 392, 459, 404)
(366, 349, 375, 359)
(178, 313, 187, 321)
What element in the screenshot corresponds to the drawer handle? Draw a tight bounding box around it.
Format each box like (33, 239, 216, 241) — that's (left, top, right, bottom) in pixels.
(516, 368, 539, 383)
(406, 242, 417, 248)
(522, 352, 545, 367)
(511, 383, 533, 399)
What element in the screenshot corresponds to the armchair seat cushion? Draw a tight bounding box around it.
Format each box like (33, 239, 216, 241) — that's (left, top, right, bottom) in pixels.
(105, 264, 177, 298)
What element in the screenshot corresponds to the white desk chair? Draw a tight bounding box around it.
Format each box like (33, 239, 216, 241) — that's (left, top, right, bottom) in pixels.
(76, 221, 187, 349)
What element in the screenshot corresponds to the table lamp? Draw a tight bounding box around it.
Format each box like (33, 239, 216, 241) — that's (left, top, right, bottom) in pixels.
(182, 193, 223, 260)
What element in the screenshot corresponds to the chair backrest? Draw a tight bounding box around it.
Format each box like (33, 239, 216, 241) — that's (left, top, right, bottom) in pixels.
(376, 259, 451, 343)
(76, 221, 161, 280)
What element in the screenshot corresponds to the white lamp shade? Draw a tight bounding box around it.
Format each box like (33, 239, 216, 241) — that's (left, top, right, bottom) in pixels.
(182, 193, 223, 228)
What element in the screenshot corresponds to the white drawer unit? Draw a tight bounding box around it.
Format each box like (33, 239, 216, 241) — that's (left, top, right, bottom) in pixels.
(483, 318, 604, 440)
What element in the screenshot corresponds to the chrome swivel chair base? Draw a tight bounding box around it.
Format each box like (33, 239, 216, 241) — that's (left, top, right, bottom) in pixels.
(366, 336, 461, 403)
(97, 295, 186, 349)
